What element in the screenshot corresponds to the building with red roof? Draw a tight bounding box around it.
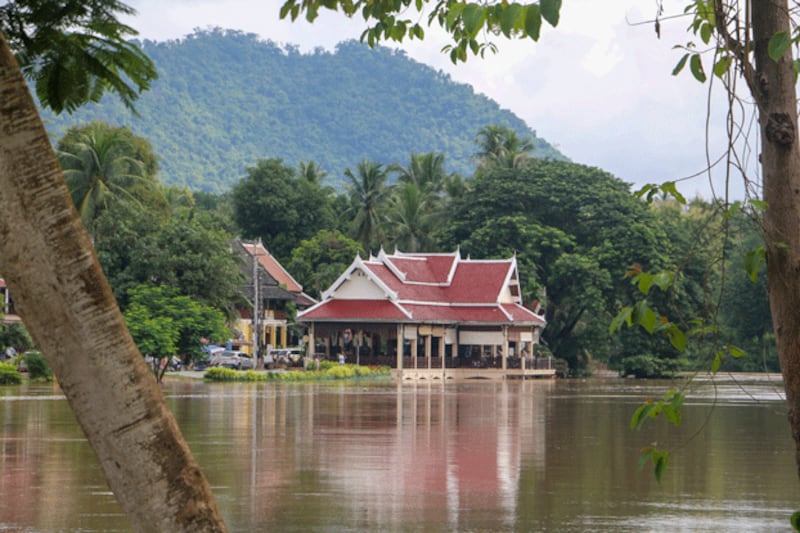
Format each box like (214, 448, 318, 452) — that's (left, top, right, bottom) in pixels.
(233, 240, 316, 356)
(298, 249, 552, 379)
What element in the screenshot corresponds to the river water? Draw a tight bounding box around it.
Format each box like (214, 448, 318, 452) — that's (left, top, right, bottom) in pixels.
(0, 375, 796, 532)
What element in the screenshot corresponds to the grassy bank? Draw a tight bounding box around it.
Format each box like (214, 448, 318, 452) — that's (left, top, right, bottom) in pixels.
(204, 362, 391, 382)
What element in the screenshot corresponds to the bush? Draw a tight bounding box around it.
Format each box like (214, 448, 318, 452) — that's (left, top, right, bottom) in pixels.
(24, 351, 53, 381)
(203, 364, 391, 382)
(0, 363, 22, 385)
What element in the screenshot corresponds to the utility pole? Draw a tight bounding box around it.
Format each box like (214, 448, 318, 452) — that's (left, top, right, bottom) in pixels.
(252, 239, 261, 366)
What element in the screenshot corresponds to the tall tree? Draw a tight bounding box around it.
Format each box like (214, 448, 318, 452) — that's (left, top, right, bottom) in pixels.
(287, 229, 364, 299)
(298, 160, 328, 185)
(0, 2, 225, 531)
(386, 182, 437, 252)
(231, 158, 335, 262)
(473, 125, 535, 173)
(57, 121, 162, 238)
(343, 160, 390, 252)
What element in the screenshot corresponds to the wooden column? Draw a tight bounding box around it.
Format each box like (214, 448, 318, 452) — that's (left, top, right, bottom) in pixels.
(502, 326, 509, 371)
(308, 323, 315, 358)
(425, 334, 432, 369)
(396, 324, 404, 370)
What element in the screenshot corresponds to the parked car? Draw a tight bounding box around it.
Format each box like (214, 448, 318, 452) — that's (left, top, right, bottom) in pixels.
(266, 347, 303, 368)
(211, 350, 256, 370)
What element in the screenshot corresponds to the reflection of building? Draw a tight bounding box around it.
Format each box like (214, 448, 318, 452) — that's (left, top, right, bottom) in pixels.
(298, 249, 552, 379)
(0, 279, 20, 324)
(233, 240, 315, 355)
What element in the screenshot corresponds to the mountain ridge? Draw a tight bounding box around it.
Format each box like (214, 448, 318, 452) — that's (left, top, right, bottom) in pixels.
(41, 28, 567, 192)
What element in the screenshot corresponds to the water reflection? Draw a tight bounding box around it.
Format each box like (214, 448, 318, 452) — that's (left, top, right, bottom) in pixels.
(0, 378, 796, 532)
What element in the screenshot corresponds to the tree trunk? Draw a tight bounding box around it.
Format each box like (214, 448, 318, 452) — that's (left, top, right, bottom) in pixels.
(752, 1, 800, 478)
(0, 33, 227, 531)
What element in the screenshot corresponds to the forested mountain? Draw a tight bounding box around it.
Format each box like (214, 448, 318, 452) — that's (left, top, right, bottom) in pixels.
(40, 28, 566, 192)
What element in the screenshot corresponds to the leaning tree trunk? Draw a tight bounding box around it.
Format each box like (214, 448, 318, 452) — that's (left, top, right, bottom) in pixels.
(752, 1, 800, 478)
(0, 33, 227, 531)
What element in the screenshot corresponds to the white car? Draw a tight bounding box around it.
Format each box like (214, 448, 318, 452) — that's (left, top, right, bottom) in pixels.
(211, 350, 256, 370)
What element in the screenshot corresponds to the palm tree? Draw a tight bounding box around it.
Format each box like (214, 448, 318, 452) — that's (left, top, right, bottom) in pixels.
(474, 125, 535, 172)
(298, 160, 328, 185)
(344, 160, 389, 252)
(387, 182, 437, 252)
(391, 152, 450, 193)
(57, 122, 158, 238)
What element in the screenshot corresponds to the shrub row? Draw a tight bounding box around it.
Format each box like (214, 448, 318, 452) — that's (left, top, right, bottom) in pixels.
(203, 364, 391, 382)
(0, 363, 21, 385)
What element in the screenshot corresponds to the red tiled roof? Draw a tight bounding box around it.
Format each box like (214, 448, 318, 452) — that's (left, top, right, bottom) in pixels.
(364, 257, 511, 304)
(383, 253, 457, 284)
(301, 299, 409, 321)
(242, 242, 303, 293)
(299, 251, 546, 327)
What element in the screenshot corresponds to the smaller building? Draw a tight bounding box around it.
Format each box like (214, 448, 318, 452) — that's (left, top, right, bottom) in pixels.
(298, 249, 552, 379)
(233, 240, 315, 356)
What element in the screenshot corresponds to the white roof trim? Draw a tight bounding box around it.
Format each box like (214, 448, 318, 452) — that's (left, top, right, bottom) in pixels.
(499, 256, 522, 304)
(321, 255, 398, 301)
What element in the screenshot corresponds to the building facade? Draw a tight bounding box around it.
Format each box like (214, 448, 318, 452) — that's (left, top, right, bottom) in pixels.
(298, 249, 552, 379)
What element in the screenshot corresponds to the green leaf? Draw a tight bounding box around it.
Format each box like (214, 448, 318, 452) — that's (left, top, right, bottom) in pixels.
(672, 53, 689, 76)
(690, 53, 706, 82)
(540, 0, 561, 26)
(723, 200, 741, 220)
(525, 5, 542, 40)
(652, 272, 673, 292)
(728, 344, 746, 358)
(637, 447, 669, 482)
(665, 323, 687, 352)
(500, 3, 523, 38)
(633, 301, 658, 334)
(744, 247, 766, 282)
(711, 350, 723, 373)
(663, 390, 684, 426)
(661, 181, 686, 204)
(713, 55, 730, 77)
(279, 1, 294, 19)
(653, 451, 669, 482)
(462, 4, 485, 37)
(610, 306, 633, 334)
(445, 3, 465, 30)
(768, 31, 792, 61)
(631, 401, 661, 431)
(749, 199, 767, 212)
(699, 22, 712, 44)
(637, 272, 654, 295)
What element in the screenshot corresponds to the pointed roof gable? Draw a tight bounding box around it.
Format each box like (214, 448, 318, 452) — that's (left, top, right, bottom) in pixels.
(241, 242, 304, 294)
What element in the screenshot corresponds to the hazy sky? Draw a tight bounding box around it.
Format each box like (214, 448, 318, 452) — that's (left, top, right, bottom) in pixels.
(123, 0, 753, 200)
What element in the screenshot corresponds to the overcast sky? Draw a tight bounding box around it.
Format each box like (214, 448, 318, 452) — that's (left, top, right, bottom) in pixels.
(123, 0, 753, 200)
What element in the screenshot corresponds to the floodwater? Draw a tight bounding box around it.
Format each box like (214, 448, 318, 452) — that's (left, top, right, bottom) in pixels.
(0, 374, 796, 532)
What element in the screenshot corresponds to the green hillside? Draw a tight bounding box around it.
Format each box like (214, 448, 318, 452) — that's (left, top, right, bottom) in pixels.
(41, 28, 567, 192)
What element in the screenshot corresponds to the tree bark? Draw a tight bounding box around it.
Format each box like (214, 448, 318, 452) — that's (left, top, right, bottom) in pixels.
(0, 32, 227, 531)
(751, 1, 800, 478)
